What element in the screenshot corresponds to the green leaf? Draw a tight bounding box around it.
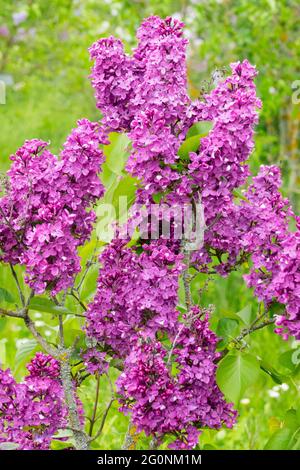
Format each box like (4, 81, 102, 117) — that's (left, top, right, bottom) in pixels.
(216, 317, 239, 349)
(264, 427, 296, 450)
(235, 305, 255, 325)
(232, 189, 249, 202)
(216, 351, 261, 404)
(14, 339, 37, 371)
(178, 134, 202, 160)
(177, 121, 213, 161)
(103, 132, 130, 176)
(112, 175, 137, 220)
(260, 360, 284, 384)
(0, 287, 15, 304)
(0, 338, 7, 367)
(29, 297, 72, 316)
(50, 440, 74, 450)
(269, 301, 285, 316)
(264, 409, 300, 450)
(186, 121, 213, 139)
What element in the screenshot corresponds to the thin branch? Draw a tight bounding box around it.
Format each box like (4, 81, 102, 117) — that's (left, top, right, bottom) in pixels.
(24, 314, 58, 357)
(0, 205, 26, 248)
(9, 264, 25, 307)
(167, 324, 185, 367)
(233, 317, 276, 345)
(75, 242, 98, 292)
(0, 307, 25, 319)
(69, 290, 87, 311)
(58, 315, 64, 347)
(60, 356, 90, 450)
(89, 398, 114, 443)
(182, 245, 192, 312)
(219, 316, 276, 361)
(89, 374, 101, 437)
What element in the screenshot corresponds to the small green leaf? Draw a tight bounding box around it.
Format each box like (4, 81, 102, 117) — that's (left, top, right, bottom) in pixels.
(216, 317, 239, 349)
(29, 297, 71, 315)
(269, 301, 285, 316)
(216, 351, 261, 404)
(264, 427, 296, 450)
(232, 189, 249, 202)
(50, 440, 74, 450)
(235, 305, 255, 326)
(177, 121, 213, 161)
(0, 287, 15, 304)
(260, 360, 284, 384)
(186, 121, 213, 139)
(14, 339, 37, 371)
(178, 134, 202, 160)
(103, 132, 130, 176)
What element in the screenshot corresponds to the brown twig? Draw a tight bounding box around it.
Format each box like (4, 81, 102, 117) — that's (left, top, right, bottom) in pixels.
(9, 264, 25, 307)
(88, 374, 101, 437)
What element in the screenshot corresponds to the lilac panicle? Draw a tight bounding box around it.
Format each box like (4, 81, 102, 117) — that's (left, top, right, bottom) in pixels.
(0, 353, 68, 450)
(0, 120, 106, 294)
(117, 310, 237, 449)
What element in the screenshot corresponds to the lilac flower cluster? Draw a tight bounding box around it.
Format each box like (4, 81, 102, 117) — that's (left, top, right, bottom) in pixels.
(86, 238, 184, 357)
(0, 353, 67, 450)
(193, 164, 300, 338)
(241, 166, 300, 339)
(117, 310, 236, 449)
(90, 16, 189, 202)
(186, 60, 261, 213)
(0, 119, 106, 294)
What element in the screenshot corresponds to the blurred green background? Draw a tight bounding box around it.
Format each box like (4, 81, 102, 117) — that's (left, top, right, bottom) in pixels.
(0, 0, 299, 450)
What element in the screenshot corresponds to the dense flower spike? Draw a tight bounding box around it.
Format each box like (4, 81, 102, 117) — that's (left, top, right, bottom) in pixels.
(0, 353, 67, 450)
(241, 166, 300, 339)
(117, 311, 236, 449)
(89, 37, 137, 131)
(0, 120, 106, 294)
(86, 238, 184, 357)
(89, 16, 190, 202)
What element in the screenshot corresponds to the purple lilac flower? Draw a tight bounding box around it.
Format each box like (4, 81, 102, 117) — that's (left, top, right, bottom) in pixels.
(0, 353, 68, 450)
(117, 310, 237, 449)
(0, 120, 107, 294)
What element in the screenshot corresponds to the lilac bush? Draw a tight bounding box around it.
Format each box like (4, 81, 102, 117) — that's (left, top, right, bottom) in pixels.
(0, 16, 299, 450)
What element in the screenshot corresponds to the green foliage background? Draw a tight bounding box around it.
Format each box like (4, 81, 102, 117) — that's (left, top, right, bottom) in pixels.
(0, 0, 299, 450)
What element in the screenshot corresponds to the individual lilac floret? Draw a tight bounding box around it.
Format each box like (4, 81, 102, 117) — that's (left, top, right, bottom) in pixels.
(82, 348, 109, 376)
